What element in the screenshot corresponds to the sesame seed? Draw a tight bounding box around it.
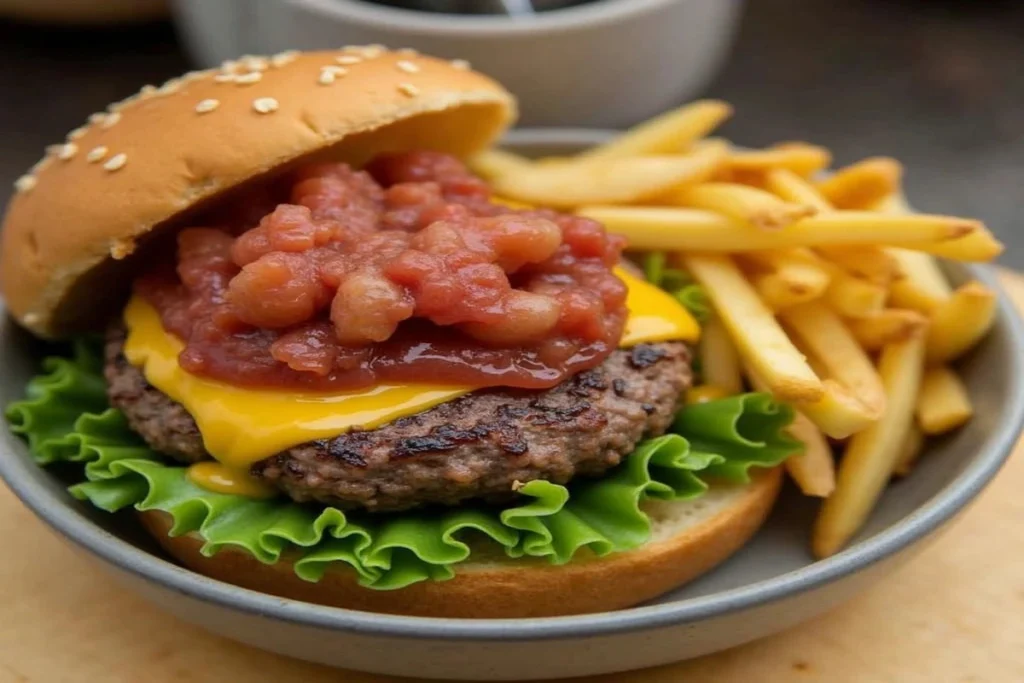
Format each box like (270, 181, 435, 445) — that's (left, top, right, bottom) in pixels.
(360, 45, 385, 58)
(322, 65, 347, 76)
(450, 59, 471, 70)
(14, 175, 36, 193)
(23, 312, 40, 326)
(271, 50, 299, 67)
(252, 97, 279, 114)
(398, 83, 419, 97)
(183, 70, 207, 82)
(110, 238, 135, 259)
(157, 80, 181, 96)
(140, 84, 157, 97)
(104, 153, 127, 171)
(195, 98, 220, 114)
(57, 143, 78, 160)
(397, 48, 419, 56)
(235, 71, 263, 85)
(336, 55, 362, 65)
(220, 59, 240, 72)
(86, 146, 108, 163)
(88, 112, 106, 124)
(318, 70, 337, 85)
(30, 158, 50, 174)
(46, 144, 63, 155)
(67, 127, 88, 140)
(396, 60, 420, 74)
(242, 56, 269, 71)
(102, 112, 121, 128)
(214, 73, 236, 83)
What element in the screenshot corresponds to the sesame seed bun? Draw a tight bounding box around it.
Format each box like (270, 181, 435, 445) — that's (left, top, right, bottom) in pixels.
(0, 48, 516, 338)
(138, 468, 781, 619)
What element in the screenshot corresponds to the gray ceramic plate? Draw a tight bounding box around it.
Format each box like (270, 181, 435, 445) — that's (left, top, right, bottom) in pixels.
(2, 130, 1023, 681)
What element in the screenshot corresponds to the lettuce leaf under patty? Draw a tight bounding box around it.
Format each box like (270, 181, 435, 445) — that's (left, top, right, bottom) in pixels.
(6, 339, 800, 590)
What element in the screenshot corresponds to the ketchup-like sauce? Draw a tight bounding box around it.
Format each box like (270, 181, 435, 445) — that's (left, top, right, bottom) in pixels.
(136, 152, 628, 391)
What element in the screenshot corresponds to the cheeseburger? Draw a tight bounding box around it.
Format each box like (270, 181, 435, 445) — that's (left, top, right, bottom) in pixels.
(2, 48, 798, 618)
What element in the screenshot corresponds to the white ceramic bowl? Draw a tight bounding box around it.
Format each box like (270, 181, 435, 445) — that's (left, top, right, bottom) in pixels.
(170, 0, 743, 126)
(1, 130, 1022, 681)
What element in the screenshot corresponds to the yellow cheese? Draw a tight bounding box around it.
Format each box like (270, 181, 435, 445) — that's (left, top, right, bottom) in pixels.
(124, 268, 699, 490)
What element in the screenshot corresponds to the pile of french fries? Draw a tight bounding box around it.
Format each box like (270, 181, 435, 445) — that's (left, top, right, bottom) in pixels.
(470, 101, 1001, 559)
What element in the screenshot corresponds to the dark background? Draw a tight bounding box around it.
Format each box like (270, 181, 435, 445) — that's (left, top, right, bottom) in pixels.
(1, 0, 1021, 264)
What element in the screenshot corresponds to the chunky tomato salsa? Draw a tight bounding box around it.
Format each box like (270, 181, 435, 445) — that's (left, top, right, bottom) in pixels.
(136, 152, 628, 391)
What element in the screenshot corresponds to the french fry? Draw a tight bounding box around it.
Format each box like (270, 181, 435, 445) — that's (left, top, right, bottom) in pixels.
(817, 247, 899, 286)
(738, 250, 831, 310)
(822, 266, 888, 318)
(491, 144, 727, 208)
(744, 362, 836, 497)
(812, 330, 927, 558)
(466, 148, 532, 180)
(698, 315, 744, 395)
(764, 168, 832, 211)
(926, 281, 998, 364)
(578, 207, 977, 252)
(907, 227, 1004, 262)
(797, 380, 881, 439)
(915, 367, 973, 435)
(681, 254, 824, 401)
(816, 157, 903, 210)
(875, 191, 1004, 260)
(727, 143, 833, 178)
(764, 170, 899, 285)
(888, 248, 952, 313)
(893, 424, 925, 477)
(749, 268, 830, 310)
(577, 100, 732, 160)
(846, 309, 930, 351)
(785, 410, 838, 497)
(780, 302, 887, 415)
(666, 182, 817, 230)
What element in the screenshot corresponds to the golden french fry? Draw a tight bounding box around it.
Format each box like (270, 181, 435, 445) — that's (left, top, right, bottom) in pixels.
(926, 281, 998, 364)
(916, 366, 973, 435)
(780, 302, 887, 415)
(817, 247, 899, 286)
(797, 380, 881, 439)
(888, 248, 952, 313)
(812, 330, 927, 558)
(744, 362, 836, 497)
(893, 424, 925, 477)
(906, 227, 1004, 262)
(492, 144, 728, 208)
(748, 267, 830, 310)
(846, 309, 930, 351)
(727, 143, 833, 178)
(739, 247, 824, 270)
(816, 157, 903, 210)
(822, 266, 888, 318)
(466, 148, 532, 180)
(681, 254, 824, 401)
(577, 100, 733, 160)
(665, 182, 817, 230)
(764, 168, 832, 211)
(579, 207, 977, 252)
(698, 315, 744, 395)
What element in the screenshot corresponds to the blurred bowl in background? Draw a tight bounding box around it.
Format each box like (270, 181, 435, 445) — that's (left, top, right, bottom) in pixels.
(0, 0, 167, 24)
(171, 0, 743, 127)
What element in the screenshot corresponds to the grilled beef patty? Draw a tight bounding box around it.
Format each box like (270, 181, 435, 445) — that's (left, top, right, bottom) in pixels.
(105, 329, 692, 512)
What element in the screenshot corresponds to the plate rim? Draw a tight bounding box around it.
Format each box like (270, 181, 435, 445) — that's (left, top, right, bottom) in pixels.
(1, 128, 1022, 642)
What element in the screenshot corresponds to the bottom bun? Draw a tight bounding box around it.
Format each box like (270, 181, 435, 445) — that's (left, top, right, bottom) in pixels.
(139, 467, 782, 618)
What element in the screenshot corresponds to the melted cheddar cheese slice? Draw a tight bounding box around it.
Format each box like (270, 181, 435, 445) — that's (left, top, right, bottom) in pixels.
(123, 268, 698, 493)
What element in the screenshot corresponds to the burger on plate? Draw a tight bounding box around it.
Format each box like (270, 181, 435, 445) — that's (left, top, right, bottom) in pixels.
(2, 48, 799, 618)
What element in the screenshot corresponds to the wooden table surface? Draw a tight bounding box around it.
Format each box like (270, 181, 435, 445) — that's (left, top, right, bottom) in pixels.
(2, 276, 1023, 683)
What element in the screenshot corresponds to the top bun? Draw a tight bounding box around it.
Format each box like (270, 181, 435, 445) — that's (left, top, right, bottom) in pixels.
(1, 48, 516, 338)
